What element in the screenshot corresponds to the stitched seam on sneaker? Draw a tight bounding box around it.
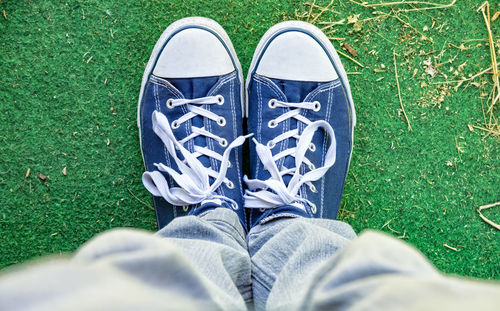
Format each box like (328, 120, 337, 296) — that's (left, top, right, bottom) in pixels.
(256, 81, 263, 178)
(209, 72, 236, 95)
(308, 83, 337, 217)
(229, 78, 244, 197)
(254, 78, 287, 174)
(309, 80, 348, 217)
(300, 87, 310, 204)
(208, 74, 237, 198)
(153, 82, 178, 217)
(337, 82, 353, 191)
(320, 86, 333, 217)
(253, 76, 287, 103)
(203, 74, 232, 197)
(253, 75, 286, 101)
(336, 81, 353, 132)
(277, 103, 288, 171)
(150, 76, 183, 98)
(153, 82, 175, 187)
(207, 97, 222, 197)
(253, 76, 289, 171)
(304, 80, 341, 102)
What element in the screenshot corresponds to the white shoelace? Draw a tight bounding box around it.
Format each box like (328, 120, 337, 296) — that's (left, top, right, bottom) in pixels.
(244, 99, 336, 212)
(142, 95, 249, 208)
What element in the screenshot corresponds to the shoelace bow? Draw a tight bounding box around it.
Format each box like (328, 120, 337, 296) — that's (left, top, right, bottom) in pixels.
(244, 99, 336, 211)
(142, 95, 249, 208)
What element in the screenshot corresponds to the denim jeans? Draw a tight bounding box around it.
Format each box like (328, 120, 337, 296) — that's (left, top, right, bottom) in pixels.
(0, 207, 498, 311)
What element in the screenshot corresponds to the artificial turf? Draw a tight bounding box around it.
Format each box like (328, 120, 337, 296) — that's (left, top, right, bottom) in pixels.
(0, 0, 498, 280)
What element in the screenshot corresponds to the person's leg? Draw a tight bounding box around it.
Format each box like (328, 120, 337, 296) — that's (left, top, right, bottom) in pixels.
(1, 17, 252, 311)
(158, 207, 252, 304)
(244, 19, 357, 310)
(244, 20, 500, 311)
(0, 207, 251, 311)
(137, 15, 252, 304)
(249, 219, 500, 311)
(248, 217, 356, 310)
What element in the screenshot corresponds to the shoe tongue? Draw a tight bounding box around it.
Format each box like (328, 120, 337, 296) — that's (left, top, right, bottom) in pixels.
(269, 78, 320, 103)
(167, 76, 221, 171)
(269, 78, 321, 187)
(168, 76, 219, 98)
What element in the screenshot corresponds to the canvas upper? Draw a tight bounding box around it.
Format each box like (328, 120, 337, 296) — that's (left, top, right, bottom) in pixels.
(138, 18, 246, 229)
(244, 21, 355, 228)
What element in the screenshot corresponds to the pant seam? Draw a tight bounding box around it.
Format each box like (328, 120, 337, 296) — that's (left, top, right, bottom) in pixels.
(251, 260, 274, 292)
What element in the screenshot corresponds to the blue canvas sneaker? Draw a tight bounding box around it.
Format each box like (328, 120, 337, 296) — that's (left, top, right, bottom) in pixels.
(244, 21, 356, 228)
(138, 17, 248, 229)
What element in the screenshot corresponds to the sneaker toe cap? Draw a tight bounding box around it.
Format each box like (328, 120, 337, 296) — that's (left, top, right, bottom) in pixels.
(255, 31, 338, 82)
(153, 28, 235, 78)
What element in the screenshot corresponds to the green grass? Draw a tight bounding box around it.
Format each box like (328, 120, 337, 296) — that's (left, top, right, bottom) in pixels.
(0, 0, 498, 279)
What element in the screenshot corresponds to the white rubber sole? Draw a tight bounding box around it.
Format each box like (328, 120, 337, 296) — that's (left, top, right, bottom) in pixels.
(245, 21, 356, 128)
(137, 17, 245, 163)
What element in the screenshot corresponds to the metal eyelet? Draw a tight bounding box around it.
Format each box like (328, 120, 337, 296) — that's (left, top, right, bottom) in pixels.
(217, 117, 226, 127)
(268, 120, 277, 128)
(216, 94, 224, 105)
(219, 138, 228, 147)
(231, 202, 238, 210)
(227, 161, 231, 168)
(309, 143, 316, 152)
(313, 101, 321, 112)
(308, 163, 316, 170)
(309, 184, 317, 193)
(267, 140, 276, 149)
(268, 99, 277, 109)
(226, 180, 235, 189)
(182, 205, 189, 212)
(166, 98, 175, 109)
(310, 203, 317, 214)
(171, 120, 180, 129)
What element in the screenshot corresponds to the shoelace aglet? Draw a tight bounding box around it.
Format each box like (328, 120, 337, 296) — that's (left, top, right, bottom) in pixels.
(251, 137, 260, 146)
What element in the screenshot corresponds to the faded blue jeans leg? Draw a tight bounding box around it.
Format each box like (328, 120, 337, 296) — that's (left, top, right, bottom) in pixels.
(0, 207, 251, 311)
(248, 217, 500, 311)
(248, 217, 356, 311)
(1, 209, 500, 311)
